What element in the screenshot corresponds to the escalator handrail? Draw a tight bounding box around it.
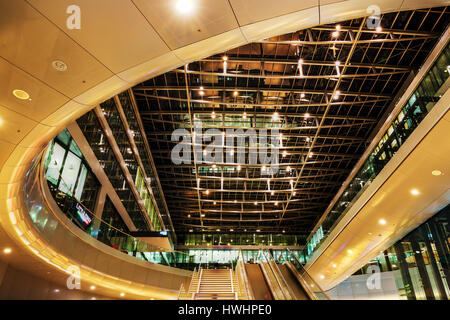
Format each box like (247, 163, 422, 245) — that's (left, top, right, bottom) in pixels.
(238, 250, 255, 300)
(286, 249, 330, 300)
(264, 250, 298, 300)
(261, 250, 292, 300)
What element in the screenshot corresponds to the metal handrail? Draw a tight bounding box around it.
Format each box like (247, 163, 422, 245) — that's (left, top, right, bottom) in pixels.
(41, 148, 191, 258)
(261, 250, 292, 300)
(286, 248, 330, 300)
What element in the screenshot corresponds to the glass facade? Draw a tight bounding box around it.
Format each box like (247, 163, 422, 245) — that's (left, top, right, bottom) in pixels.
(118, 91, 174, 239)
(76, 110, 150, 231)
(353, 205, 449, 300)
(178, 232, 303, 247)
(305, 43, 450, 261)
(44, 129, 99, 214)
(136, 249, 306, 271)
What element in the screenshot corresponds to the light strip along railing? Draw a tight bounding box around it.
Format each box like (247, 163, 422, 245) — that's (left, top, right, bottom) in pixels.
(305, 39, 450, 261)
(285, 249, 329, 300)
(40, 150, 192, 267)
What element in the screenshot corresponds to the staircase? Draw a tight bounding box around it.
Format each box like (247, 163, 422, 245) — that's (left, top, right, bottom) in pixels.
(194, 269, 237, 300)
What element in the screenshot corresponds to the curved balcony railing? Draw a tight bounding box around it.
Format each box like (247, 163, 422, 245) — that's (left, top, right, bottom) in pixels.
(305, 41, 450, 260)
(27, 149, 192, 269)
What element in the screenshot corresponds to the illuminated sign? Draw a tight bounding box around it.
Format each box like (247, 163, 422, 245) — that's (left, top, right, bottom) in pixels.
(76, 203, 92, 226)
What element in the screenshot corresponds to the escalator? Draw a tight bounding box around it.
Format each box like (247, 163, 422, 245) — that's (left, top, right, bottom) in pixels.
(244, 264, 273, 300)
(278, 263, 310, 300)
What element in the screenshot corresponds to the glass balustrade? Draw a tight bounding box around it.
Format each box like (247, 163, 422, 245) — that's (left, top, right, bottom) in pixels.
(305, 43, 450, 261)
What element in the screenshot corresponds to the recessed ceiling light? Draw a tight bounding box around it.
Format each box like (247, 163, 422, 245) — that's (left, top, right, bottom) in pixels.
(90, 285, 96, 290)
(319, 275, 325, 279)
(12, 89, 30, 100)
(272, 112, 279, 121)
(304, 113, 310, 118)
(120, 293, 125, 297)
(347, 249, 353, 254)
(52, 60, 67, 72)
(379, 219, 387, 225)
(432, 170, 442, 176)
(410, 189, 420, 196)
(332, 264, 337, 268)
(3, 248, 12, 254)
(175, 0, 194, 14)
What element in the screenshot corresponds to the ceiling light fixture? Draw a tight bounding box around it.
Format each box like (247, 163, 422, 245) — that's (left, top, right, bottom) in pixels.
(298, 58, 304, 77)
(410, 189, 420, 196)
(90, 285, 96, 290)
(175, 0, 195, 14)
(333, 90, 341, 100)
(272, 112, 279, 121)
(378, 219, 387, 225)
(3, 248, 12, 254)
(335, 61, 341, 76)
(52, 60, 68, 72)
(243, 112, 247, 120)
(211, 111, 216, 119)
(12, 89, 30, 100)
(432, 170, 442, 176)
(304, 113, 310, 119)
(376, 26, 383, 33)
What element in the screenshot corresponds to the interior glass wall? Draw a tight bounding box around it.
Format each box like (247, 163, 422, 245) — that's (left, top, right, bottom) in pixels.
(351, 205, 449, 300)
(76, 110, 150, 231)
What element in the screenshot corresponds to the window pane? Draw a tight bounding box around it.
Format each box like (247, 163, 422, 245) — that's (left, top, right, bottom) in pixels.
(46, 142, 66, 185)
(59, 152, 81, 194)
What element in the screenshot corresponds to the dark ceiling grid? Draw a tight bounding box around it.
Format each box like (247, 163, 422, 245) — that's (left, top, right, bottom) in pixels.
(132, 8, 448, 242)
